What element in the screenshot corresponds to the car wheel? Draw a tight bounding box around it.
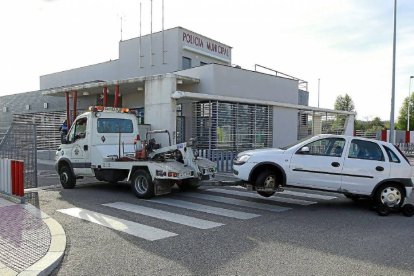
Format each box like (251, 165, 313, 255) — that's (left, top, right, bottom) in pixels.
(256, 171, 277, 198)
(374, 183, 404, 209)
(179, 179, 201, 191)
(131, 170, 154, 199)
(59, 165, 76, 189)
(376, 204, 390, 216)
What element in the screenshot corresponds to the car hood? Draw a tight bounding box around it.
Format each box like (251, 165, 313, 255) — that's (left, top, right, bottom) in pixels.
(239, 148, 286, 158)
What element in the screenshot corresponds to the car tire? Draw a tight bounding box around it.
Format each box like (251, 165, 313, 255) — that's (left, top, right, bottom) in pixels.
(255, 171, 278, 198)
(59, 165, 76, 189)
(179, 179, 201, 191)
(374, 183, 405, 209)
(131, 170, 154, 199)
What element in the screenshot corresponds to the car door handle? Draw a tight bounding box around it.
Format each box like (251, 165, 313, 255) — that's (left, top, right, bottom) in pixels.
(376, 166, 384, 171)
(84, 145, 88, 151)
(331, 162, 340, 167)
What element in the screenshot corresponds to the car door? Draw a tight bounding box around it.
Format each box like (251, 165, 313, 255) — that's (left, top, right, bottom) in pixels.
(340, 139, 390, 195)
(66, 117, 91, 176)
(289, 137, 346, 191)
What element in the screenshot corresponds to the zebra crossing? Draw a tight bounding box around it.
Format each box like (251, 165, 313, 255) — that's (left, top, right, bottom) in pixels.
(57, 187, 338, 242)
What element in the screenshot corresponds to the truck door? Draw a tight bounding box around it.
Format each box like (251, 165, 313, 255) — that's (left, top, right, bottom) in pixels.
(66, 117, 92, 176)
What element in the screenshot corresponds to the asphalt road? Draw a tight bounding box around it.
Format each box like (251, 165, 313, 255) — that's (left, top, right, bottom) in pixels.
(32, 163, 414, 276)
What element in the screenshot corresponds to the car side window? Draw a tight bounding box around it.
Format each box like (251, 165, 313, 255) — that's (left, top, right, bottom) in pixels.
(383, 145, 400, 163)
(348, 139, 384, 161)
(67, 118, 87, 143)
(298, 138, 345, 157)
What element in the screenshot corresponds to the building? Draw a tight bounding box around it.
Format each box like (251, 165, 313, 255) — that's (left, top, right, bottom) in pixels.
(0, 27, 354, 151)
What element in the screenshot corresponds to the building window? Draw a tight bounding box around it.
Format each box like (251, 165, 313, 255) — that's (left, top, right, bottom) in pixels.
(182, 57, 192, 70)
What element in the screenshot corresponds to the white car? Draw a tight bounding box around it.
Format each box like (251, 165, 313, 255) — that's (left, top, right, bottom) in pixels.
(233, 134, 413, 208)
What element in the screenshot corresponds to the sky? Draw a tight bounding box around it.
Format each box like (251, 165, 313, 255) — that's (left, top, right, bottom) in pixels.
(0, 0, 413, 121)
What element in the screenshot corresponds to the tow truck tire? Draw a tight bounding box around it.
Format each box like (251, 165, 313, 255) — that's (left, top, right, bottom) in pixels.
(257, 191, 276, 197)
(131, 170, 154, 199)
(402, 204, 414, 217)
(179, 179, 201, 191)
(59, 165, 76, 189)
(255, 171, 277, 198)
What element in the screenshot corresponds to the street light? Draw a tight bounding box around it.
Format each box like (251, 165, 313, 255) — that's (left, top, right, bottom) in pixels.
(389, 0, 397, 143)
(408, 76, 414, 131)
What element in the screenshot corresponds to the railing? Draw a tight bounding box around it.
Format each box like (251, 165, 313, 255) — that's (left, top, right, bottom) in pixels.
(396, 143, 414, 156)
(198, 149, 236, 173)
(0, 123, 37, 188)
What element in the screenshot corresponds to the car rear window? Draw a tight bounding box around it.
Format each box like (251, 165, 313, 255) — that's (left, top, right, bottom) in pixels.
(382, 145, 400, 163)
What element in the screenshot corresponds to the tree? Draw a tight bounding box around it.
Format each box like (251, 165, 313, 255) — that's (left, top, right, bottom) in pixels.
(333, 94, 355, 130)
(396, 93, 414, 130)
(334, 94, 355, 112)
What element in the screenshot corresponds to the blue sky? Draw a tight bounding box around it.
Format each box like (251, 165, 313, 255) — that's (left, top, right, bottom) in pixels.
(0, 0, 413, 121)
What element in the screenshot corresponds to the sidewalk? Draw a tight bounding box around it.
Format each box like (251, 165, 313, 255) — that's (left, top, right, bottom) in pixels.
(0, 195, 66, 276)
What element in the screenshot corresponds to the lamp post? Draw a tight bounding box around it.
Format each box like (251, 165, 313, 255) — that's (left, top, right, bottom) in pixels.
(408, 76, 414, 131)
(389, 0, 397, 143)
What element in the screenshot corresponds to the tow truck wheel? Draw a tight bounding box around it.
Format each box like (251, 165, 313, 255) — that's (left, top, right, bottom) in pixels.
(255, 171, 277, 198)
(131, 170, 154, 199)
(257, 191, 276, 197)
(179, 179, 200, 191)
(59, 165, 76, 189)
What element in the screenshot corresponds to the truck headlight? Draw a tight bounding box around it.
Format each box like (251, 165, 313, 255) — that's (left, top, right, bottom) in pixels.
(234, 154, 250, 165)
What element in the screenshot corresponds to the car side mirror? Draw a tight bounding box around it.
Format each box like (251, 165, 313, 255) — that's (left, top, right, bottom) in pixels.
(300, 146, 310, 154)
(61, 136, 68, 144)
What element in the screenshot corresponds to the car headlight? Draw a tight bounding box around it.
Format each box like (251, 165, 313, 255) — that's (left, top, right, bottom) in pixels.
(234, 154, 251, 165)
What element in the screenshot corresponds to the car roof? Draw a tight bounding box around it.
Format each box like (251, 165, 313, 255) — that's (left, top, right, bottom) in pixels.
(312, 134, 391, 146)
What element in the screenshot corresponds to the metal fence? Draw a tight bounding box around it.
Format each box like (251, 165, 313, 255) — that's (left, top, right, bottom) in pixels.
(198, 149, 236, 173)
(0, 123, 37, 188)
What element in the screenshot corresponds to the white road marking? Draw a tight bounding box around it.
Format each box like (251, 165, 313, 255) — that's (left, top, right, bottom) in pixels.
(57, 207, 177, 241)
(208, 188, 316, 206)
(103, 202, 224, 229)
(280, 190, 337, 200)
(149, 198, 260, 220)
(182, 193, 291, 212)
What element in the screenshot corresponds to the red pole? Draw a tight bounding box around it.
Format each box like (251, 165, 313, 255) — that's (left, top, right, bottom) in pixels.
(19, 161, 24, 197)
(103, 86, 108, 107)
(406, 131, 411, 143)
(11, 160, 16, 195)
(381, 129, 387, 142)
(114, 84, 119, 108)
(72, 90, 78, 123)
(65, 92, 71, 128)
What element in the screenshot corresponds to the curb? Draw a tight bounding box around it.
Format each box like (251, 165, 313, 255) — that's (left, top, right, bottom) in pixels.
(18, 204, 66, 276)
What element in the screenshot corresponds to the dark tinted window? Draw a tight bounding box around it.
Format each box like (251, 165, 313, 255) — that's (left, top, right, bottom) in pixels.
(97, 118, 133, 133)
(182, 57, 192, 69)
(348, 139, 384, 161)
(383, 145, 400, 163)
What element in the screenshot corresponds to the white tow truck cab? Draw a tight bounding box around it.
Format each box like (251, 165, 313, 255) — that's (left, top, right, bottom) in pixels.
(55, 106, 216, 198)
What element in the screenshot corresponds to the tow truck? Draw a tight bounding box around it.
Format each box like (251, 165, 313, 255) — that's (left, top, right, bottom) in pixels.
(55, 106, 216, 198)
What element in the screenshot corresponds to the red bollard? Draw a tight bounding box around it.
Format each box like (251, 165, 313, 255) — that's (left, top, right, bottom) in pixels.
(11, 160, 17, 196)
(19, 161, 24, 197)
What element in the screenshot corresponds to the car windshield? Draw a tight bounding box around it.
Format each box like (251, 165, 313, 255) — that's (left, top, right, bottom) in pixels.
(280, 136, 315, 150)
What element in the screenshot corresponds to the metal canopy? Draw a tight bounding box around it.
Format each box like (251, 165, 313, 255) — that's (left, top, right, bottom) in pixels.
(41, 74, 200, 97)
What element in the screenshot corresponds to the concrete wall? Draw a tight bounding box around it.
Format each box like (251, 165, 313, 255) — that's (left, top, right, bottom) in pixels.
(178, 64, 299, 105)
(273, 107, 298, 148)
(40, 27, 232, 90)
